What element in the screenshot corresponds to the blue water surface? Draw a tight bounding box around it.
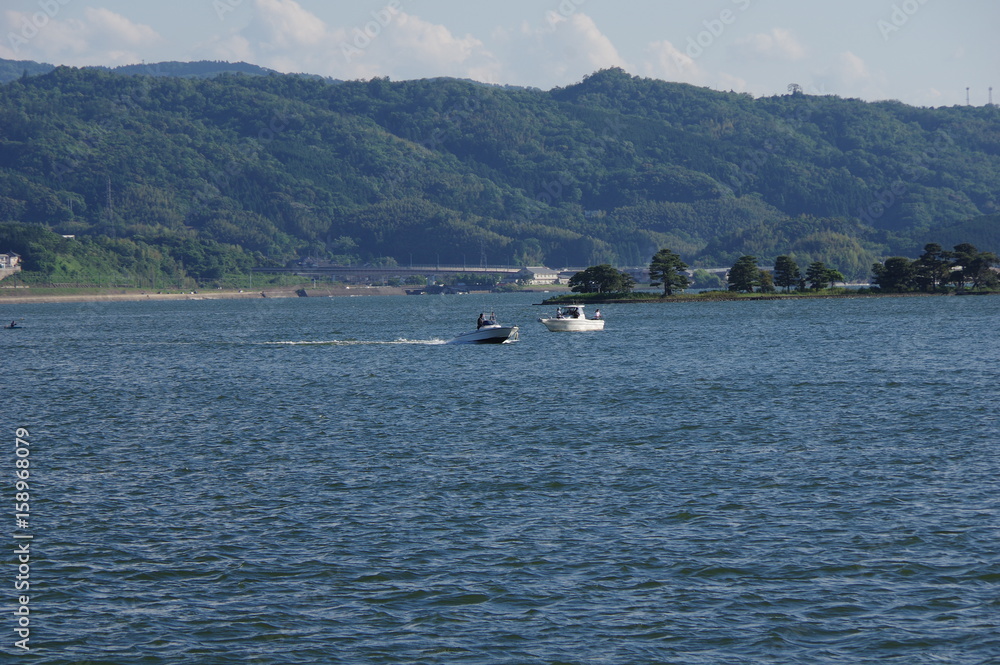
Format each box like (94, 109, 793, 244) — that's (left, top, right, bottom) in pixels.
(2, 292, 998, 664)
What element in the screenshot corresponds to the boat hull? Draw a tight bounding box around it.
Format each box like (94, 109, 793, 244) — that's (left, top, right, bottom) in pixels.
(537, 318, 605, 332)
(446, 325, 519, 344)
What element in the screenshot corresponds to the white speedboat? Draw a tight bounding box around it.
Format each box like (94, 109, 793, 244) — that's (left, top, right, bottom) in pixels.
(537, 305, 605, 332)
(446, 313, 520, 344)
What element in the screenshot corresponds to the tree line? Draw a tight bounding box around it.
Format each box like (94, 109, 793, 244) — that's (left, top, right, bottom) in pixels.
(871, 243, 999, 292)
(566, 244, 998, 296)
(725, 254, 844, 293)
(721, 243, 999, 294)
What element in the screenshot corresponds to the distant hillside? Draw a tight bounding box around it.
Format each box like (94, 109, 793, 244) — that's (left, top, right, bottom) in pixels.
(0, 58, 56, 83)
(103, 60, 280, 79)
(0, 64, 998, 284)
(0, 58, 282, 84)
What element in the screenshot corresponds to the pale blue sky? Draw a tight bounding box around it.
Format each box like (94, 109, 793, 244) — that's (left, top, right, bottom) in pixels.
(2, 0, 996, 107)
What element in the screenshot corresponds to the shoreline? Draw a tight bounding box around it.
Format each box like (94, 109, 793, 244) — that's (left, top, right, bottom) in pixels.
(539, 291, 999, 305)
(5, 286, 994, 307)
(0, 285, 410, 305)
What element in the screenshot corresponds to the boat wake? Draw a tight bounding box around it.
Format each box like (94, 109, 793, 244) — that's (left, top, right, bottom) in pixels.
(262, 339, 447, 346)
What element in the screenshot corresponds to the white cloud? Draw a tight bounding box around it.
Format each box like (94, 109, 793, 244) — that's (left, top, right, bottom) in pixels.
(202, 2, 500, 82)
(373, 12, 499, 82)
(253, 0, 326, 49)
(836, 50, 869, 82)
(553, 13, 625, 73)
(641, 40, 704, 85)
(923, 88, 946, 105)
(389, 13, 481, 63)
(0, 8, 161, 65)
(809, 51, 888, 101)
(733, 28, 805, 61)
(210, 34, 255, 64)
(639, 40, 751, 94)
(714, 72, 749, 93)
(209, 0, 329, 67)
(84, 8, 161, 47)
(489, 12, 627, 88)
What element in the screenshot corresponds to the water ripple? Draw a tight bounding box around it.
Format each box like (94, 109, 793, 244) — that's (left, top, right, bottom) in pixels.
(5, 294, 999, 663)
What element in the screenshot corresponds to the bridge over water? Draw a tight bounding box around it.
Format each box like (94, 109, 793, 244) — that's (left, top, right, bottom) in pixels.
(256, 264, 536, 281)
(253, 264, 730, 283)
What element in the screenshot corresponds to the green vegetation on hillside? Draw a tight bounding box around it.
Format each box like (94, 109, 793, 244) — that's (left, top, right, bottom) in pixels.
(1, 63, 998, 286)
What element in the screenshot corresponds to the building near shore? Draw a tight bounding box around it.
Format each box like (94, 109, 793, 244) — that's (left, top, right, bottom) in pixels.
(516, 266, 560, 285)
(0, 251, 21, 281)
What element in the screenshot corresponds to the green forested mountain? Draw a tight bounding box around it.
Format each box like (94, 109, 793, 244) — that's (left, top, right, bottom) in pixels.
(0, 58, 57, 83)
(1, 62, 998, 283)
(0, 59, 280, 84)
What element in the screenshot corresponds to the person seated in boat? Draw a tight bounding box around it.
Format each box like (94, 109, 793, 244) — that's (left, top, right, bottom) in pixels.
(593, 309, 601, 319)
(571, 309, 581, 318)
(555, 309, 563, 319)
(477, 313, 485, 329)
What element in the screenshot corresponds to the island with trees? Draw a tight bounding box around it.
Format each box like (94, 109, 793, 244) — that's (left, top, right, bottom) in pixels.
(542, 243, 999, 304)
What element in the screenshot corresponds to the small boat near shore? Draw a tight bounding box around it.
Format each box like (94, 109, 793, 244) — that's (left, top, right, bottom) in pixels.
(537, 305, 605, 332)
(447, 312, 519, 344)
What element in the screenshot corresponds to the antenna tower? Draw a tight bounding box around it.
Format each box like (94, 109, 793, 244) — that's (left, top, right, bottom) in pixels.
(966, 87, 970, 105)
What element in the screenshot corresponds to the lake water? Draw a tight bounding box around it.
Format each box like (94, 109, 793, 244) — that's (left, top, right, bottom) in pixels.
(2, 292, 999, 664)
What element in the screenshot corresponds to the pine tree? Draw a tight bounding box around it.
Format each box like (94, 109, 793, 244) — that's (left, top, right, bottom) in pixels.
(806, 261, 835, 290)
(727, 256, 760, 293)
(648, 248, 690, 296)
(772, 255, 801, 292)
